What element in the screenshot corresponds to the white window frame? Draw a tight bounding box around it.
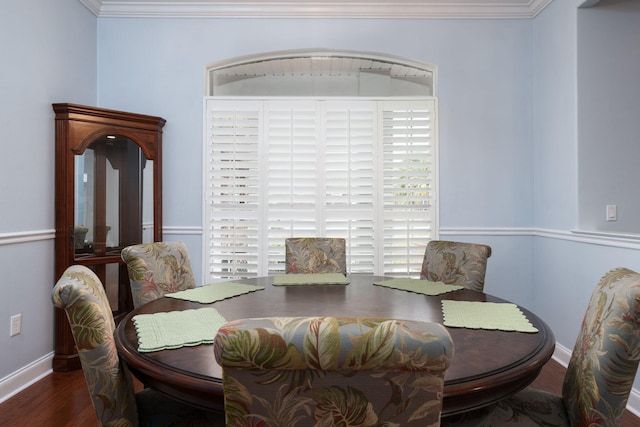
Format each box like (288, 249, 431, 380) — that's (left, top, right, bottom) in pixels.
(203, 96, 438, 280)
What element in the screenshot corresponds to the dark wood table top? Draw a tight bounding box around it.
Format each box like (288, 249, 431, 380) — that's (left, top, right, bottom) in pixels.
(115, 274, 555, 416)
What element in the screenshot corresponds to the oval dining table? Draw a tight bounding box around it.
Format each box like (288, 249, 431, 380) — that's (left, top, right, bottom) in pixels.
(115, 274, 555, 417)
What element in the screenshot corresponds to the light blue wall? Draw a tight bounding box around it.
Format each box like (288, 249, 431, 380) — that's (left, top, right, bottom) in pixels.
(96, 17, 534, 290)
(531, 0, 640, 396)
(531, 0, 581, 331)
(3, 0, 640, 412)
(532, 0, 579, 231)
(578, 0, 640, 234)
(0, 0, 96, 380)
(94, 2, 640, 398)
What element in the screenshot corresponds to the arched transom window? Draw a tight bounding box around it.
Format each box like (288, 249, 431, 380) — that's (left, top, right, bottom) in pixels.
(207, 49, 435, 97)
(203, 50, 438, 279)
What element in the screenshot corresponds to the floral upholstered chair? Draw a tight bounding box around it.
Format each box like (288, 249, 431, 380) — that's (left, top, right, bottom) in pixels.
(121, 241, 196, 308)
(214, 316, 453, 426)
(285, 237, 347, 275)
(442, 267, 640, 427)
(420, 240, 492, 292)
(52, 265, 224, 427)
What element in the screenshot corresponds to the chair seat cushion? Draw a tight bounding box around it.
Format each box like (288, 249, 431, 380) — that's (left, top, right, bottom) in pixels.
(442, 388, 569, 427)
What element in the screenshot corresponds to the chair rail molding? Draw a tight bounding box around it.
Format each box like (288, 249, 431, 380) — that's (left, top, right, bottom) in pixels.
(439, 226, 534, 237)
(440, 227, 640, 251)
(6, 227, 640, 251)
(162, 226, 203, 236)
(0, 230, 55, 246)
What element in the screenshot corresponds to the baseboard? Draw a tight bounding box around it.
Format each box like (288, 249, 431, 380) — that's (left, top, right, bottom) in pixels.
(0, 353, 53, 404)
(552, 344, 640, 418)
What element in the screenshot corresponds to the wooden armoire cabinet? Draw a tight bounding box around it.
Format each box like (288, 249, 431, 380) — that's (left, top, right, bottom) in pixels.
(53, 103, 165, 371)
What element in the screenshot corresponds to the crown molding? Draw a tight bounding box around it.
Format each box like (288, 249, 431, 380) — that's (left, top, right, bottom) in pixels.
(80, 0, 553, 19)
(81, 0, 102, 15)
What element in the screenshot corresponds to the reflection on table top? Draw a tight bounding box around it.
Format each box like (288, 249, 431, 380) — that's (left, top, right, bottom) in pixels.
(115, 274, 555, 416)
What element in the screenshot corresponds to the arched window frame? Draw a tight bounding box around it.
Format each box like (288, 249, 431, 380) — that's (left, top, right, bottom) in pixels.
(203, 50, 438, 279)
(206, 49, 436, 97)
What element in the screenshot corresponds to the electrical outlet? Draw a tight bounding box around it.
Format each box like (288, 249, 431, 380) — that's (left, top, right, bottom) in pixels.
(10, 314, 21, 337)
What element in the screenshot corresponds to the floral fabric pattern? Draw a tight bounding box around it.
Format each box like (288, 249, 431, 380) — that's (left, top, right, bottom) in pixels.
(122, 241, 196, 308)
(52, 265, 224, 427)
(285, 238, 347, 275)
(53, 265, 139, 426)
(420, 240, 492, 292)
(441, 267, 640, 427)
(214, 316, 453, 426)
(562, 267, 640, 426)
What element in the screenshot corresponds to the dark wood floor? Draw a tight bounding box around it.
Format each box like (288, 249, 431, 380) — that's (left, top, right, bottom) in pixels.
(0, 358, 639, 426)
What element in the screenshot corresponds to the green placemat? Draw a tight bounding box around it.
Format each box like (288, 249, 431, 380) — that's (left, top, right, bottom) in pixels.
(441, 300, 538, 333)
(373, 278, 463, 295)
(273, 273, 350, 286)
(132, 307, 227, 352)
(166, 282, 264, 303)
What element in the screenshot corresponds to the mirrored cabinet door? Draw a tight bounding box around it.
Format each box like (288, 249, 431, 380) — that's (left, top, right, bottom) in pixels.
(53, 103, 165, 371)
(73, 135, 154, 256)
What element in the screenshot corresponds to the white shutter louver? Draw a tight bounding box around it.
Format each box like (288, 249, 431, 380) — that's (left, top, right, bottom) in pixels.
(324, 101, 376, 273)
(381, 100, 435, 275)
(265, 101, 319, 272)
(206, 101, 262, 278)
(204, 97, 436, 280)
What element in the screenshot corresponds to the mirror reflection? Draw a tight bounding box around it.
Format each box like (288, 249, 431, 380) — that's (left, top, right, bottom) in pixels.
(74, 135, 153, 257)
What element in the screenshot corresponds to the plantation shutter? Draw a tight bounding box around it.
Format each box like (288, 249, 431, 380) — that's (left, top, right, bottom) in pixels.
(381, 100, 435, 275)
(264, 100, 320, 273)
(204, 97, 436, 280)
(205, 100, 262, 278)
(323, 101, 376, 273)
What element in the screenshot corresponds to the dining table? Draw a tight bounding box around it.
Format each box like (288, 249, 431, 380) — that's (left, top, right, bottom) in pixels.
(114, 274, 555, 417)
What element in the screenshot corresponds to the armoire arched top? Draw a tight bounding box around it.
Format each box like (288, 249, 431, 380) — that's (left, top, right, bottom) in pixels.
(206, 49, 436, 97)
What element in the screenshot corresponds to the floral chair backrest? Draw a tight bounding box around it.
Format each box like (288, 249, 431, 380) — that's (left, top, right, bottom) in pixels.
(285, 237, 347, 275)
(562, 267, 640, 426)
(52, 265, 139, 426)
(214, 316, 453, 426)
(420, 240, 492, 292)
(121, 241, 196, 308)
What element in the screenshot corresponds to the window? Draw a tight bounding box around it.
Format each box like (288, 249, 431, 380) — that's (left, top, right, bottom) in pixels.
(207, 50, 434, 97)
(204, 97, 436, 280)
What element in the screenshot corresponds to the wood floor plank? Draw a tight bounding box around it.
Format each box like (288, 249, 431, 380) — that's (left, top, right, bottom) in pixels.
(0, 369, 97, 427)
